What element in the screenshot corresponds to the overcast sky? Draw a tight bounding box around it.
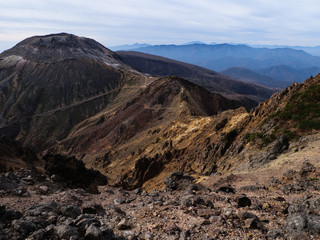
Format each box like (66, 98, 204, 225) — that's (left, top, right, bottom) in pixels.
(1, 0, 320, 52)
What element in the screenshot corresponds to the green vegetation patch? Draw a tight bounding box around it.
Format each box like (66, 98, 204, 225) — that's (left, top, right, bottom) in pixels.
(244, 132, 276, 146)
(276, 83, 320, 130)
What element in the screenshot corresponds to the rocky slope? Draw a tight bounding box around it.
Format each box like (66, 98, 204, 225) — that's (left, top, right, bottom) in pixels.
(0, 158, 319, 240)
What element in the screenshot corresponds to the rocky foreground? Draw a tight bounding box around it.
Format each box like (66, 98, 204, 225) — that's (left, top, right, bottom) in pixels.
(0, 159, 319, 240)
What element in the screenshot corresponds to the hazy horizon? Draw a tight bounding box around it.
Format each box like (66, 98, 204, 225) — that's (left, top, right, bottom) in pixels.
(1, 0, 320, 52)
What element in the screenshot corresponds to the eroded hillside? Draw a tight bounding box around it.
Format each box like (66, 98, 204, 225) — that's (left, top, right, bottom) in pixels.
(52, 74, 320, 191)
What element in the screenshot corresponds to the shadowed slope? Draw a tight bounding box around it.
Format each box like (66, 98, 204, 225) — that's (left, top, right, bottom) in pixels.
(117, 51, 277, 106)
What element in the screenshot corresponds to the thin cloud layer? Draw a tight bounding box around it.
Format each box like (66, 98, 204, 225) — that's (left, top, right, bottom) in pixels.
(0, 0, 320, 51)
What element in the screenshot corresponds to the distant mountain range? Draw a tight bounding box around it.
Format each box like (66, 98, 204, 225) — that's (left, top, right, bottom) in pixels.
(131, 43, 320, 70)
(256, 65, 320, 83)
(113, 42, 320, 57)
(252, 44, 320, 57)
(219, 67, 291, 89)
(109, 43, 151, 51)
(113, 43, 320, 85)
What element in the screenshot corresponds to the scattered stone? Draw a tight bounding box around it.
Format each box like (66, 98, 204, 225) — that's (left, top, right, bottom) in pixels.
(180, 229, 191, 240)
(238, 212, 257, 221)
(85, 224, 102, 239)
(217, 184, 236, 194)
(299, 160, 316, 177)
(282, 169, 297, 181)
(239, 185, 266, 191)
(37, 185, 49, 194)
(5, 172, 19, 181)
(114, 198, 126, 205)
(75, 214, 100, 231)
(181, 195, 205, 208)
(223, 208, 233, 219)
(112, 206, 126, 216)
(82, 203, 105, 216)
(275, 196, 286, 202)
(60, 205, 81, 219)
(267, 228, 285, 239)
(117, 218, 131, 230)
(5, 209, 22, 221)
(14, 187, 27, 196)
(311, 198, 320, 213)
(12, 219, 37, 235)
(271, 134, 289, 155)
(55, 225, 80, 239)
(0, 175, 19, 190)
(308, 214, 320, 234)
(245, 217, 263, 229)
(234, 194, 251, 208)
(209, 216, 222, 223)
(21, 176, 35, 185)
(239, 212, 263, 229)
(29, 228, 47, 239)
(287, 214, 308, 232)
(87, 183, 100, 194)
(145, 233, 153, 240)
(166, 223, 181, 235)
(104, 187, 115, 194)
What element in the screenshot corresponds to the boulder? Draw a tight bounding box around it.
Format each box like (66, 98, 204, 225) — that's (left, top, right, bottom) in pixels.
(234, 194, 251, 208)
(217, 184, 236, 194)
(43, 154, 107, 190)
(82, 203, 105, 216)
(299, 160, 316, 177)
(60, 205, 81, 219)
(164, 172, 195, 191)
(117, 218, 131, 230)
(271, 135, 289, 155)
(85, 224, 102, 239)
(55, 225, 80, 239)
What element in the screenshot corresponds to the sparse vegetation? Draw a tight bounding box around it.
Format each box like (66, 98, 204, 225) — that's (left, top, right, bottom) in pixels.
(215, 118, 228, 130)
(276, 84, 320, 130)
(309, 177, 319, 181)
(277, 128, 297, 139)
(244, 132, 276, 146)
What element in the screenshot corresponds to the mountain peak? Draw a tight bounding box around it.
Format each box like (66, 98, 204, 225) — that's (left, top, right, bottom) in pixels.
(1, 33, 123, 65)
(16, 33, 98, 49)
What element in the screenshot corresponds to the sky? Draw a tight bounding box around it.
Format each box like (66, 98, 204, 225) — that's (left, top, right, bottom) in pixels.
(1, 0, 320, 52)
